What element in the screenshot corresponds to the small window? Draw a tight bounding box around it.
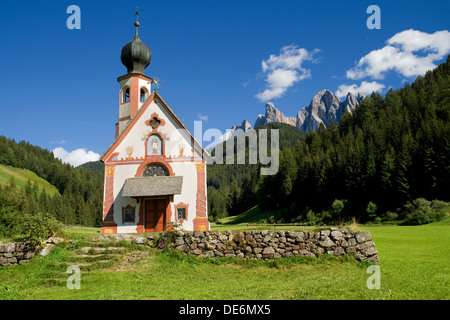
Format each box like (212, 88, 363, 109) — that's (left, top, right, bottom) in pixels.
(140, 88, 147, 103)
(177, 207, 186, 220)
(123, 88, 130, 103)
(122, 205, 135, 223)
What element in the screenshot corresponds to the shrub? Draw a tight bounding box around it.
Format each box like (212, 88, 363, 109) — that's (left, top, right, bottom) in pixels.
(400, 198, 449, 225)
(319, 211, 332, 224)
(164, 221, 183, 232)
(306, 210, 318, 225)
(13, 212, 63, 244)
(366, 202, 377, 216)
(331, 199, 345, 215)
(385, 211, 399, 221)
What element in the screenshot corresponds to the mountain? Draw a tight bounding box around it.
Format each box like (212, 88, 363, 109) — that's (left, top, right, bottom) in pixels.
(254, 102, 297, 128)
(296, 90, 365, 132)
(229, 119, 252, 134)
(252, 90, 365, 132)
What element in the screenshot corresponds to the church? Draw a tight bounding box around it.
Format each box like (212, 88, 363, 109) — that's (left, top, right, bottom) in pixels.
(100, 18, 210, 234)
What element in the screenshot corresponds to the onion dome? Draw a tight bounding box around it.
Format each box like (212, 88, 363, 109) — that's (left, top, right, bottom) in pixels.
(120, 21, 151, 74)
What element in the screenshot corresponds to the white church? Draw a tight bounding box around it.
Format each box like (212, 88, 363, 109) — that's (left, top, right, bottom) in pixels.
(100, 18, 210, 234)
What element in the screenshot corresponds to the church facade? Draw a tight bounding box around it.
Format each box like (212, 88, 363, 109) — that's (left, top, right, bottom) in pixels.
(100, 19, 209, 234)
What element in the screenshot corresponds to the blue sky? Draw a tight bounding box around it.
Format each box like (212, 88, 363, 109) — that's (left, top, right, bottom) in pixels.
(0, 0, 449, 166)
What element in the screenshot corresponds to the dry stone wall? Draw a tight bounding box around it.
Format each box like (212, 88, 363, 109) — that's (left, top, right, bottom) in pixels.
(143, 228, 379, 264)
(0, 237, 63, 267)
(0, 240, 38, 266)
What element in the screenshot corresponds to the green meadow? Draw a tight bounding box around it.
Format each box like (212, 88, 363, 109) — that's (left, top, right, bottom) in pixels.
(0, 164, 59, 196)
(0, 219, 448, 300)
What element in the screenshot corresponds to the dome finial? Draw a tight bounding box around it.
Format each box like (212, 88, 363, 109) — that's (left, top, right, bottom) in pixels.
(135, 7, 140, 21)
(134, 8, 140, 36)
(120, 7, 152, 75)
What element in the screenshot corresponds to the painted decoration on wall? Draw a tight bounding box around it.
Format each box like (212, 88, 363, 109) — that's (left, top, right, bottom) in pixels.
(126, 146, 134, 159)
(142, 130, 169, 142)
(148, 134, 162, 155)
(161, 132, 170, 141)
(178, 144, 185, 157)
(105, 165, 116, 177)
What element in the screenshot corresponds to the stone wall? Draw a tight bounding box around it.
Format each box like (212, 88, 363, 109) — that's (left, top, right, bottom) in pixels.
(143, 228, 379, 264)
(0, 237, 63, 267)
(0, 240, 38, 266)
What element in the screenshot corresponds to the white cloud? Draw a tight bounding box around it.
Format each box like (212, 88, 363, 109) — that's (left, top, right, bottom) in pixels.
(197, 114, 208, 122)
(335, 81, 385, 98)
(52, 147, 100, 167)
(255, 45, 319, 102)
(347, 29, 450, 80)
(50, 140, 67, 145)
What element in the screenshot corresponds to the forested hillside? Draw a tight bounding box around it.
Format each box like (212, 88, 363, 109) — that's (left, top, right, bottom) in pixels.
(208, 56, 450, 224)
(0, 137, 104, 230)
(207, 122, 306, 220)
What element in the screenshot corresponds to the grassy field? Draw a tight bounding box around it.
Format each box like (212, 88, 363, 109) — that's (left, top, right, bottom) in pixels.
(217, 206, 280, 224)
(0, 164, 59, 196)
(0, 220, 448, 300)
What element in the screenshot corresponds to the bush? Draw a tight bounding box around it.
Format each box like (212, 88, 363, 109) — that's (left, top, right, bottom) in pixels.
(332, 199, 345, 215)
(400, 198, 449, 225)
(306, 210, 318, 225)
(385, 211, 398, 221)
(164, 221, 183, 232)
(13, 212, 63, 244)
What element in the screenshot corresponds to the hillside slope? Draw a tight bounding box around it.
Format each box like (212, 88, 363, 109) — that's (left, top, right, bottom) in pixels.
(0, 164, 59, 196)
(0, 135, 104, 227)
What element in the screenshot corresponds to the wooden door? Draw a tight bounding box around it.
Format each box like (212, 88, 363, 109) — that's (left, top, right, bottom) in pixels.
(145, 199, 166, 232)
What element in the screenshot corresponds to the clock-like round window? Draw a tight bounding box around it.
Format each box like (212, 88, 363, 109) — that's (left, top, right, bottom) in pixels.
(142, 163, 169, 177)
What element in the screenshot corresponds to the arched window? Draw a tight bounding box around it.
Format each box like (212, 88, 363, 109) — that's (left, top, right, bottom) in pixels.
(142, 163, 169, 177)
(140, 88, 148, 103)
(123, 87, 130, 103)
(147, 134, 163, 155)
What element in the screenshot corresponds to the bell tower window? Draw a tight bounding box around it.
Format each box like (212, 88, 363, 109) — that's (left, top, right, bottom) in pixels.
(123, 87, 130, 103)
(140, 88, 148, 103)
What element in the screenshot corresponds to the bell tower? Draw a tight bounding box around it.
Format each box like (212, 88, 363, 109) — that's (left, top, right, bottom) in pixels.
(116, 12, 153, 138)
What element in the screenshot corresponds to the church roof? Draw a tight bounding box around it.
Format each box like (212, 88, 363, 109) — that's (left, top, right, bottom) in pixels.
(122, 176, 183, 197)
(101, 90, 210, 162)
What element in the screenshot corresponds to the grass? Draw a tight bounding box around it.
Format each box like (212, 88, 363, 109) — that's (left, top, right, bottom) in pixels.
(217, 206, 284, 225)
(0, 164, 59, 196)
(63, 226, 101, 237)
(361, 218, 450, 299)
(1, 219, 449, 300)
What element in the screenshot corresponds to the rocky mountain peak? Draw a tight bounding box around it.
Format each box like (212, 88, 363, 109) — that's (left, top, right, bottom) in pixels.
(253, 102, 297, 128)
(230, 119, 252, 135)
(233, 90, 365, 136)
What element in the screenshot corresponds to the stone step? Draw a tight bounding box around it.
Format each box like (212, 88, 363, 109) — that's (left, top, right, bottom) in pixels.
(80, 247, 127, 254)
(71, 254, 105, 258)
